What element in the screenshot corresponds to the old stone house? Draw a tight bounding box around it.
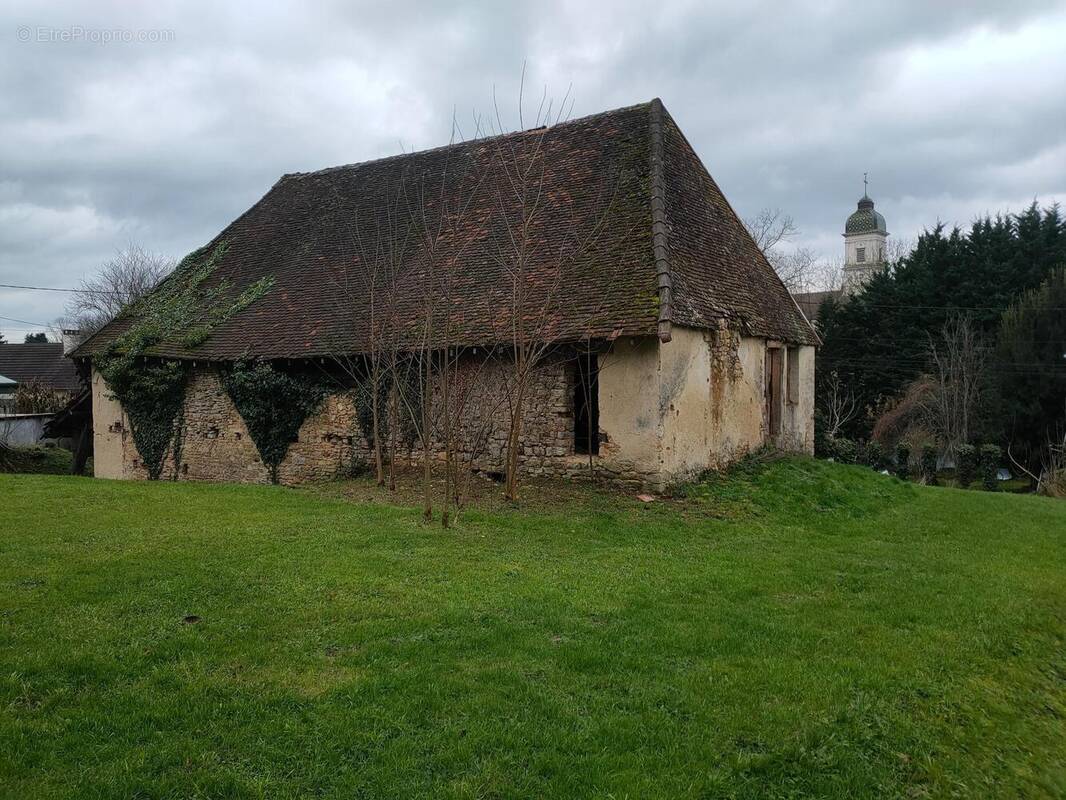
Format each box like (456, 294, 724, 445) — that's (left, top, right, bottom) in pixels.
(75, 99, 818, 490)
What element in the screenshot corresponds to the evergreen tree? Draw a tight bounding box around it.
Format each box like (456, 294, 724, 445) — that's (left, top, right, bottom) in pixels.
(817, 204, 1066, 438)
(994, 268, 1066, 474)
(23, 332, 47, 343)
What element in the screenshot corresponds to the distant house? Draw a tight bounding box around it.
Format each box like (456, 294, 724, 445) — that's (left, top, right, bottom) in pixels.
(77, 100, 819, 489)
(0, 343, 87, 457)
(0, 342, 82, 402)
(0, 373, 15, 413)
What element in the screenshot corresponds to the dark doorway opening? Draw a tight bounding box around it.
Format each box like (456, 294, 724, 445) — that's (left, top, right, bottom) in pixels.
(765, 346, 783, 439)
(574, 353, 600, 455)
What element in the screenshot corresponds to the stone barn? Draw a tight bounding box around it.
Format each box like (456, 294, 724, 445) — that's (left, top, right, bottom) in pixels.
(75, 99, 819, 490)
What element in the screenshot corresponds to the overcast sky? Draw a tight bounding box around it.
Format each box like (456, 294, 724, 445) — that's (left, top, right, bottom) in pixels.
(2, 0, 1065, 338)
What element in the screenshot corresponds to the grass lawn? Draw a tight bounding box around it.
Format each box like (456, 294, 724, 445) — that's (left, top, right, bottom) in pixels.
(2, 458, 1065, 799)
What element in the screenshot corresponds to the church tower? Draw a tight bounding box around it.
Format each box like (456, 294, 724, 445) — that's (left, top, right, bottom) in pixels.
(841, 176, 888, 295)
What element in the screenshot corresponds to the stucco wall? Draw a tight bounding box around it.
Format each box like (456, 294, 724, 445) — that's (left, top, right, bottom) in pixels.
(657, 326, 711, 478)
(654, 326, 815, 484)
(595, 336, 662, 483)
(704, 333, 768, 471)
(91, 368, 126, 479)
(779, 345, 816, 454)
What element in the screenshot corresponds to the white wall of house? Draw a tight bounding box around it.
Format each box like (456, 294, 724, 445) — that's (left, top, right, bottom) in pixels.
(91, 368, 127, 479)
(595, 336, 663, 479)
(0, 414, 52, 447)
(597, 325, 815, 488)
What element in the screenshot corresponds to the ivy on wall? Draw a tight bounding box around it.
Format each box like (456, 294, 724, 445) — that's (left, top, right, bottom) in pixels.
(95, 241, 275, 479)
(100, 359, 189, 480)
(221, 361, 327, 483)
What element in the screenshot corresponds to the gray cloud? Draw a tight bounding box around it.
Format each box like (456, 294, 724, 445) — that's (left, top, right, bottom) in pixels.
(2, 0, 1064, 335)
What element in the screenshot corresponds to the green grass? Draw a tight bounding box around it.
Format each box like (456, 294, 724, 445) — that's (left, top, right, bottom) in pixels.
(2, 458, 1065, 799)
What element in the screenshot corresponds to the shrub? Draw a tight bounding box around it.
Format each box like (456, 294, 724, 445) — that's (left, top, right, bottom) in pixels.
(831, 438, 858, 464)
(956, 444, 978, 488)
(979, 444, 1002, 491)
(920, 443, 939, 485)
(895, 443, 911, 480)
(813, 410, 832, 458)
(865, 441, 888, 471)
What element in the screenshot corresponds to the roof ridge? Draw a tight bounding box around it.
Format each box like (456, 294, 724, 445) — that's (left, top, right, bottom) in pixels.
(282, 100, 657, 182)
(648, 98, 673, 343)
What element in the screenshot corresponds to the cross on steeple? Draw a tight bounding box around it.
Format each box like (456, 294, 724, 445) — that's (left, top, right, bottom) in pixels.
(863, 172, 868, 195)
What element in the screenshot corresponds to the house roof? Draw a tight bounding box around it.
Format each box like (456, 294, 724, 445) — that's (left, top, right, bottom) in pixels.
(791, 289, 841, 324)
(78, 100, 817, 361)
(0, 343, 81, 391)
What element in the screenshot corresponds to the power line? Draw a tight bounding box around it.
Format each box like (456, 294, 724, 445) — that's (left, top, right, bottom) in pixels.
(0, 282, 120, 295)
(0, 314, 49, 327)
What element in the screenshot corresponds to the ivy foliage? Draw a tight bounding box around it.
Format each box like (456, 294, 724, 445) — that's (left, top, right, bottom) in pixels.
(101, 359, 189, 480)
(221, 361, 327, 483)
(95, 241, 275, 479)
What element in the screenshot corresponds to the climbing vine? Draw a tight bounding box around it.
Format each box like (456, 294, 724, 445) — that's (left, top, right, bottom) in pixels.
(95, 241, 275, 479)
(99, 359, 189, 480)
(221, 361, 327, 483)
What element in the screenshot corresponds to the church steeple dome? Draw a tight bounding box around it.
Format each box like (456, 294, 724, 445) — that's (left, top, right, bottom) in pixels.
(841, 174, 889, 295)
(845, 193, 887, 235)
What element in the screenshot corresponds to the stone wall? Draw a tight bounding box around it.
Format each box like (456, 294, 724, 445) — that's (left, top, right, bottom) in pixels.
(91, 328, 816, 491)
(117, 368, 372, 484)
(96, 355, 589, 487)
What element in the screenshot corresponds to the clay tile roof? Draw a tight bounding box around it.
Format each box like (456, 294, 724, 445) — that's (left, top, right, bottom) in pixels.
(0, 343, 82, 392)
(791, 289, 841, 324)
(78, 100, 817, 362)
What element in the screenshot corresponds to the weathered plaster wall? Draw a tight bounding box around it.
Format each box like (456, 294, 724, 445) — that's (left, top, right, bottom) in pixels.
(91, 368, 125, 479)
(779, 345, 816, 454)
(657, 326, 711, 478)
(595, 336, 662, 483)
(596, 326, 813, 488)
(654, 326, 815, 483)
(705, 334, 769, 469)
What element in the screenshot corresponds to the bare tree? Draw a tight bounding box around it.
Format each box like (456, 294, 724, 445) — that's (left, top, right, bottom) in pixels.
(924, 314, 986, 457)
(14, 379, 67, 414)
(744, 208, 798, 254)
(885, 236, 914, 265)
(324, 176, 416, 488)
(819, 369, 859, 440)
(66, 243, 174, 337)
(399, 116, 489, 524)
(481, 86, 619, 502)
(743, 208, 831, 293)
(1008, 401, 1066, 497)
